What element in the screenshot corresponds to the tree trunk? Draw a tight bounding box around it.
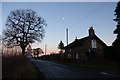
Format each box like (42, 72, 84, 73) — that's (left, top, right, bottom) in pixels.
(21, 47, 25, 56)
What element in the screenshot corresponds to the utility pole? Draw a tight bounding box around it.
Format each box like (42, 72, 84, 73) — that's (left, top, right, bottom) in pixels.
(66, 28, 68, 45)
(45, 45, 47, 55)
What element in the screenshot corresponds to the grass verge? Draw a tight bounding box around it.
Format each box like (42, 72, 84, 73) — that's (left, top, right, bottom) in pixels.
(2, 55, 44, 79)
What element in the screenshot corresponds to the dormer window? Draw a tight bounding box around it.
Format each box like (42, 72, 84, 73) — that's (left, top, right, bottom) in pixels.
(91, 39, 97, 48)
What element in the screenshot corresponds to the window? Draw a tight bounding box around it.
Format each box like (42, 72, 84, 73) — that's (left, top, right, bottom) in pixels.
(68, 54, 71, 58)
(69, 49, 71, 52)
(91, 39, 97, 48)
(76, 53, 79, 59)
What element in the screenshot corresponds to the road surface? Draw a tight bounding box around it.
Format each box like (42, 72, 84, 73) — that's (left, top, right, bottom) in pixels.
(30, 58, 120, 79)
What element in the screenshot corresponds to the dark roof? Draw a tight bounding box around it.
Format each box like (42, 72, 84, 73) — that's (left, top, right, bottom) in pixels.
(64, 34, 107, 49)
(94, 35, 107, 47)
(64, 36, 89, 49)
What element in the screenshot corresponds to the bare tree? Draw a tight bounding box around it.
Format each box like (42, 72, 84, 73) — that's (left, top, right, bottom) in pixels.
(2, 9, 47, 55)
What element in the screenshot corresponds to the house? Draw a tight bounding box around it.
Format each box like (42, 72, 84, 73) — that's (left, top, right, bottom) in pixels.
(64, 27, 107, 63)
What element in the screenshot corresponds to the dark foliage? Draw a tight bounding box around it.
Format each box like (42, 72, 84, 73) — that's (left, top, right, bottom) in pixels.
(104, 46, 119, 62)
(58, 41, 64, 49)
(113, 1, 120, 47)
(58, 40, 64, 53)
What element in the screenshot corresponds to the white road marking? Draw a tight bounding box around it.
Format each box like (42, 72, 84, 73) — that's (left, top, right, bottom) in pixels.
(99, 72, 120, 77)
(100, 72, 108, 75)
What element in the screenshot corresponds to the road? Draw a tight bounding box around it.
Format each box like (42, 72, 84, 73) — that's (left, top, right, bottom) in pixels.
(30, 58, 120, 79)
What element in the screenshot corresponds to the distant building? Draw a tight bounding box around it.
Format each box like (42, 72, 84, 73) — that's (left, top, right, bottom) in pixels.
(64, 27, 107, 63)
(26, 44, 32, 58)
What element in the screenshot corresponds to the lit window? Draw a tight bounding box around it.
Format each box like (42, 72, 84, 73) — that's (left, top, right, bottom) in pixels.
(91, 39, 97, 48)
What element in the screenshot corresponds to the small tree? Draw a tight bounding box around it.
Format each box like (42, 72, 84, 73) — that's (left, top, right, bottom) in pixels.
(2, 9, 47, 55)
(58, 40, 64, 54)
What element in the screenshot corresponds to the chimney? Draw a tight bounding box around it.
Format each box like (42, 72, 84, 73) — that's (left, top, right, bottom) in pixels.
(75, 37, 78, 41)
(89, 27, 95, 37)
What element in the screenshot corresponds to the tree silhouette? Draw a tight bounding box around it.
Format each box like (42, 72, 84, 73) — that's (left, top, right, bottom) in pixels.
(2, 9, 47, 55)
(58, 41, 64, 54)
(113, 1, 120, 47)
(33, 48, 43, 57)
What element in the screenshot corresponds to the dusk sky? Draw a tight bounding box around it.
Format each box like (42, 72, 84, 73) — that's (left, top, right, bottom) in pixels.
(1, 2, 117, 54)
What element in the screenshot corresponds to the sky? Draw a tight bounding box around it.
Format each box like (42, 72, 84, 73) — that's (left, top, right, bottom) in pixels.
(1, 2, 118, 54)
(0, 2, 1, 35)
(0, 2, 2, 52)
(1, 0, 119, 2)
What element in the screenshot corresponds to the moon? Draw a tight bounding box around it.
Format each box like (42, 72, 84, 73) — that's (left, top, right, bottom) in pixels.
(62, 17, 65, 20)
